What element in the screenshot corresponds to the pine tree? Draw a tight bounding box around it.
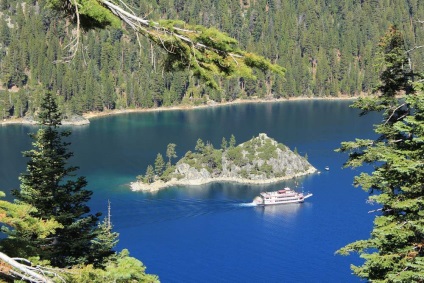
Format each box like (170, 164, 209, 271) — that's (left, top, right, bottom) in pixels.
(12, 92, 101, 267)
(89, 200, 119, 267)
(221, 137, 227, 151)
(337, 26, 424, 281)
(229, 134, 236, 148)
(195, 138, 205, 153)
(145, 165, 155, 184)
(166, 143, 177, 167)
(154, 153, 165, 176)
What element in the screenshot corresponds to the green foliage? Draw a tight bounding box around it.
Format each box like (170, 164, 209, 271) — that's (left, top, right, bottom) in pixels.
(239, 169, 249, 179)
(337, 27, 424, 281)
(257, 139, 278, 160)
(11, 92, 103, 267)
(89, 215, 119, 267)
(243, 52, 285, 76)
(0, 192, 62, 258)
(166, 143, 177, 167)
(260, 163, 273, 175)
(375, 26, 413, 97)
(46, 0, 285, 90)
(154, 153, 165, 176)
(3, 0, 424, 119)
(146, 22, 285, 89)
(226, 146, 244, 166)
(138, 134, 311, 184)
(63, 249, 159, 282)
(46, 0, 121, 28)
(199, 142, 221, 171)
(0, 93, 145, 279)
(195, 138, 205, 153)
(144, 165, 155, 184)
(161, 165, 176, 182)
(229, 134, 236, 148)
(221, 137, 227, 151)
(277, 144, 287, 152)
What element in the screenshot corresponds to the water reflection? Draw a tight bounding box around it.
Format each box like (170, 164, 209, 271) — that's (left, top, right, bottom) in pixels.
(256, 203, 303, 216)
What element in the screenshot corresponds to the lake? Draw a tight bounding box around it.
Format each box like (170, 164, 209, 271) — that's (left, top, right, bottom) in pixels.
(0, 100, 382, 282)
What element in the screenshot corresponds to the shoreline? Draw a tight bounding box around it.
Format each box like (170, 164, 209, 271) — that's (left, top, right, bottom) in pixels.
(130, 167, 318, 193)
(0, 95, 359, 126)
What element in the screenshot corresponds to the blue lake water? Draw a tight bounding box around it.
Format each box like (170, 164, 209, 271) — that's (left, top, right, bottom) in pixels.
(0, 100, 382, 282)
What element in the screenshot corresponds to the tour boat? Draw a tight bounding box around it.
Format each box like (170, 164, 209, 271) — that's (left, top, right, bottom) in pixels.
(254, 187, 312, 206)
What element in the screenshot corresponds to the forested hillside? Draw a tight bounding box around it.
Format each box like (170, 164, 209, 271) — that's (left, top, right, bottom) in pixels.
(1, 0, 424, 119)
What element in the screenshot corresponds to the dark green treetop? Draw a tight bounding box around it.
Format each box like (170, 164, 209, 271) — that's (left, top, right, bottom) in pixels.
(337, 26, 424, 281)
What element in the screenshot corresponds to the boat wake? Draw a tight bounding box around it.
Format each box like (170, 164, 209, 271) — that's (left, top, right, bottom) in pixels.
(237, 202, 258, 207)
(110, 197, 258, 227)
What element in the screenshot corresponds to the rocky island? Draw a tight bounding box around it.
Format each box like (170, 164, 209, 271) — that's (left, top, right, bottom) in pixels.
(131, 133, 317, 192)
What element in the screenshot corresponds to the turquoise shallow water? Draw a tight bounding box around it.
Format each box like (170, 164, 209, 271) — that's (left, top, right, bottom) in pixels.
(0, 100, 382, 282)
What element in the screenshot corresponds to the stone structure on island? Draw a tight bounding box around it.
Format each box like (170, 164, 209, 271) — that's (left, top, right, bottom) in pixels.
(131, 133, 317, 192)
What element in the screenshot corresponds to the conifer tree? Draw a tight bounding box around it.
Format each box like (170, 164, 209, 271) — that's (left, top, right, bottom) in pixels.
(89, 201, 119, 267)
(229, 134, 236, 148)
(195, 138, 205, 153)
(337, 26, 424, 281)
(154, 153, 165, 176)
(12, 92, 103, 267)
(166, 143, 177, 167)
(145, 165, 155, 184)
(221, 137, 228, 151)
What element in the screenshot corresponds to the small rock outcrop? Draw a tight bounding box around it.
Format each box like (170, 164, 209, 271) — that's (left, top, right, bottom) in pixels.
(20, 114, 89, 126)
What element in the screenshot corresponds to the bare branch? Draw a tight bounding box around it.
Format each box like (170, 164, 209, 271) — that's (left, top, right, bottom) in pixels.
(55, 0, 81, 63)
(384, 102, 406, 125)
(0, 252, 53, 283)
(406, 45, 424, 54)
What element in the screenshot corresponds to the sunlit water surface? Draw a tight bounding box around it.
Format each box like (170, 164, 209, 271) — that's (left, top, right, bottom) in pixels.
(0, 100, 382, 282)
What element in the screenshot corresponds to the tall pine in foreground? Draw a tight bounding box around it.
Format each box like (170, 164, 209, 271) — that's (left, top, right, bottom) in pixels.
(12, 92, 103, 267)
(337, 26, 424, 281)
(0, 92, 157, 281)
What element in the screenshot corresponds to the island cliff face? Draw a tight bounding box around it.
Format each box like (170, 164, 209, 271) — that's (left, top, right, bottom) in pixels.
(131, 133, 316, 192)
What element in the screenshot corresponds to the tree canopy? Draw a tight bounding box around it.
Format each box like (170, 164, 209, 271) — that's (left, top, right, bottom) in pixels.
(2, 0, 424, 119)
(337, 26, 424, 281)
(10, 92, 105, 267)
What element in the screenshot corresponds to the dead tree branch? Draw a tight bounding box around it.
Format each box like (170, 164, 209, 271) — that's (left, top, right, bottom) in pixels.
(0, 252, 58, 283)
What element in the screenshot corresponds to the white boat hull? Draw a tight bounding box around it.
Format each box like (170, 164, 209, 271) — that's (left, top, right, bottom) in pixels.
(254, 190, 313, 206)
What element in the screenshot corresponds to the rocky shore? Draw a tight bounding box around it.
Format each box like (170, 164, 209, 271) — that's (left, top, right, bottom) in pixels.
(1, 114, 89, 126)
(1, 95, 359, 126)
(130, 167, 317, 192)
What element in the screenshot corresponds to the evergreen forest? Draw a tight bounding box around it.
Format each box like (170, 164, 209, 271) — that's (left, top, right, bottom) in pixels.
(1, 0, 424, 119)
